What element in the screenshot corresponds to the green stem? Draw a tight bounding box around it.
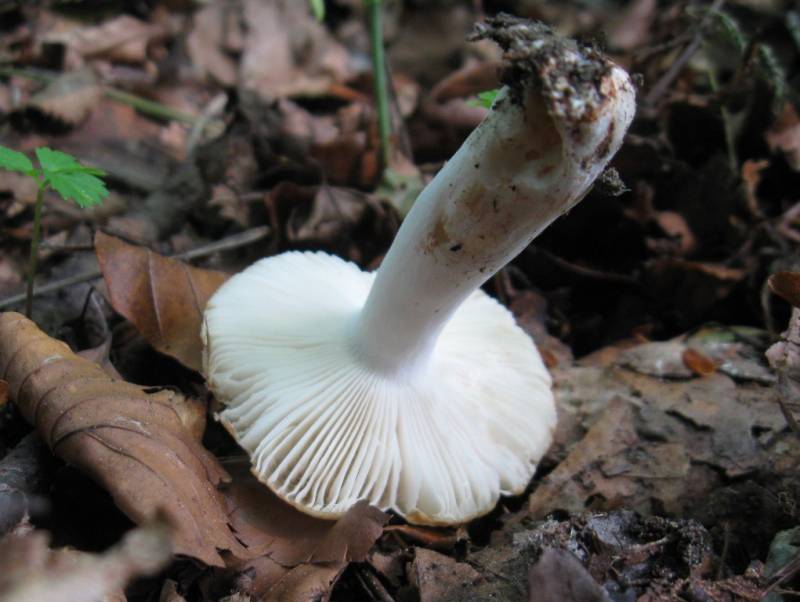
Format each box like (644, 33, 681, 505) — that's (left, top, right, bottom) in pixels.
(365, 0, 392, 169)
(25, 185, 45, 318)
(706, 65, 738, 172)
(0, 67, 197, 125)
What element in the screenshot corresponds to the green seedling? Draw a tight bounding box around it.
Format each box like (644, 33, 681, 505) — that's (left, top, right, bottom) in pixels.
(0, 146, 108, 317)
(308, 0, 324, 21)
(467, 89, 500, 109)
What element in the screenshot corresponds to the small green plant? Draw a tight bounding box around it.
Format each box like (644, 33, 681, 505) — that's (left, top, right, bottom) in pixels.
(467, 89, 500, 109)
(308, 0, 325, 21)
(0, 146, 108, 317)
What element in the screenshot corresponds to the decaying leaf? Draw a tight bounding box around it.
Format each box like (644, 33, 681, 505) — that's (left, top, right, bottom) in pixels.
(0, 312, 246, 566)
(411, 548, 482, 602)
(239, 0, 351, 101)
(25, 70, 101, 127)
(681, 347, 717, 376)
(540, 342, 794, 522)
(0, 434, 50, 536)
(530, 398, 692, 517)
(766, 103, 800, 171)
(769, 271, 800, 308)
(224, 463, 388, 599)
(527, 548, 610, 602)
(95, 231, 228, 372)
(0, 515, 172, 602)
(187, 3, 240, 87)
(44, 14, 164, 64)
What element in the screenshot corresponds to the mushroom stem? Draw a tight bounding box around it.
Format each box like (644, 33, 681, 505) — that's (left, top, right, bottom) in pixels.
(353, 52, 635, 374)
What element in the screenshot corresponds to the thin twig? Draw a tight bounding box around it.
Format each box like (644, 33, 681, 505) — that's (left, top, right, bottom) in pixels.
(529, 247, 639, 285)
(644, 0, 726, 107)
(0, 225, 270, 311)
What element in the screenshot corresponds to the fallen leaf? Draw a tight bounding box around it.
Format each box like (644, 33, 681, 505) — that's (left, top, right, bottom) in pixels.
(240, 0, 351, 101)
(620, 339, 694, 378)
(423, 61, 499, 130)
(0, 312, 247, 566)
(224, 464, 387, 565)
(606, 0, 657, 50)
(681, 347, 717, 377)
(0, 434, 50, 535)
(766, 103, 800, 171)
(0, 515, 172, 602)
(653, 210, 696, 256)
(95, 231, 229, 372)
(224, 463, 387, 599)
(769, 271, 800, 308)
(529, 398, 692, 518)
(45, 15, 163, 64)
(510, 291, 573, 368)
(259, 562, 345, 602)
(741, 159, 769, 218)
(187, 3, 240, 87)
(25, 70, 101, 127)
(411, 548, 482, 602)
(384, 524, 464, 551)
(455, 510, 722, 601)
(528, 548, 610, 602)
(288, 186, 371, 245)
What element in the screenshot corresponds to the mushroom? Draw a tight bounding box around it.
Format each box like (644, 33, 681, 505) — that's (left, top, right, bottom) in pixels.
(203, 15, 636, 525)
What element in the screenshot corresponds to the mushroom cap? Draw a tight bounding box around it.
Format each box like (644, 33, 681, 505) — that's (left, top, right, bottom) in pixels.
(203, 251, 555, 525)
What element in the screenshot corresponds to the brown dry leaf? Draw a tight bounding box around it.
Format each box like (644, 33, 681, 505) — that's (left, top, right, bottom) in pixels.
(542, 338, 791, 521)
(225, 465, 387, 565)
(0, 312, 247, 566)
(653, 211, 696, 256)
(412, 548, 483, 602)
(741, 159, 769, 218)
(0, 170, 40, 210)
(259, 562, 345, 602)
(45, 15, 163, 64)
(0, 515, 172, 602)
(240, 0, 352, 101)
(527, 548, 610, 602)
(606, 0, 657, 50)
(681, 347, 717, 377)
(423, 61, 499, 130)
(769, 271, 800, 308)
(0, 380, 6, 407)
(288, 186, 372, 245)
(26, 70, 101, 127)
(766, 103, 800, 171)
(187, 3, 240, 87)
(384, 524, 463, 551)
(95, 232, 229, 372)
(529, 398, 691, 517)
(510, 291, 573, 368)
(0, 434, 50, 535)
(225, 464, 387, 599)
(0, 518, 172, 602)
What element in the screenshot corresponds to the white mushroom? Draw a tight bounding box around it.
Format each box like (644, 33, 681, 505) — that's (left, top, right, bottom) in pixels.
(203, 16, 636, 525)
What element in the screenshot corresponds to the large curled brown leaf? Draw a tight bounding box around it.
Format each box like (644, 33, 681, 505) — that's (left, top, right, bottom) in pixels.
(95, 231, 228, 372)
(0, 312, 246, 566)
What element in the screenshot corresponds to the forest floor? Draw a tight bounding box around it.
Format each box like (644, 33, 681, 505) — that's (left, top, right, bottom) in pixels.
(1, 1, 800, 600)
